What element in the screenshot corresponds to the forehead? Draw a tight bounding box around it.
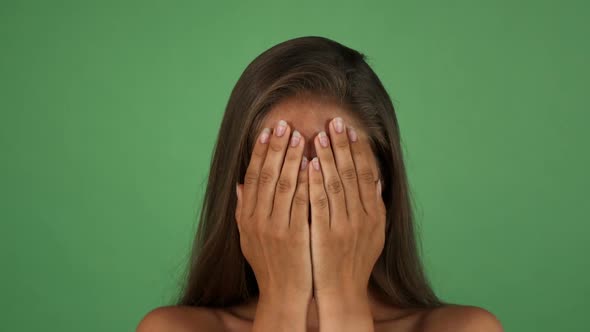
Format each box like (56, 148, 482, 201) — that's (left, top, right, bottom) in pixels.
(262, 94, 362, 140)
(260, 94, 369, 160)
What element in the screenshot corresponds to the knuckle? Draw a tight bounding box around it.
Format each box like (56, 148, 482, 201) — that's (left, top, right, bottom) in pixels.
(333, 139, 349, 150)
(351, 146, 363, 159)
(313, 194, 329, 209)
(357, 167, 375, 183)
(269, 141, 284, 153)
(326, 176, 343, 194)
(293, 192, 308, 206)
(297, 172, 308, 185)
(276, 177, 293, 194)
(252, 146, 266, 159)
(339, 166, 357, 181)
(244, 173, 258, 186)
(284, 151, 299, 163)
(258, 168, 275, 185)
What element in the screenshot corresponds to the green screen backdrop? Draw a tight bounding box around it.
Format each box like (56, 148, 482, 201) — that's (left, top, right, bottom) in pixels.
(1, 1, 588, 331)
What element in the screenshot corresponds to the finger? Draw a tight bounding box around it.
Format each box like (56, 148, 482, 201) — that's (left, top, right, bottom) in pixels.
(309, 156, 330, 230)
(328, 117, 363, 216)
(290, 155, 309, 232)
(314, 131, 347, 223)
(376, 179, 386, 219)
(348, 126, 378, 214)
(243, 127, 271, 218)
(255, 120, 291, 218)
(272, 130, 305, 226)
(235, 183, 243, 232)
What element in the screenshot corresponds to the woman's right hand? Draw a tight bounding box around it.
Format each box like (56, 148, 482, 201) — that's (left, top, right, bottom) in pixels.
(235, 120, 312, 305)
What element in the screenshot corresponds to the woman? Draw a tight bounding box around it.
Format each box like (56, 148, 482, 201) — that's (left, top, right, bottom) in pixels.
(137, 36, 503, 332)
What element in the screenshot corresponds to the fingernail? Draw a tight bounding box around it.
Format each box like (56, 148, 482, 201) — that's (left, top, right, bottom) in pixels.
(300, 156, 308, 170)
(318, 131, 329, 148)
(312, 157, 320, 171)
(259, 128, 271, 144)
(333, 117, 344, 133)
(275, 120, 287, 137)
(290, 130, 301, 147)
(347, 126, 358, 142)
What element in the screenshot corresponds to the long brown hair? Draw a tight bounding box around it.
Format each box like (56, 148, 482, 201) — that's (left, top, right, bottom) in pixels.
(177, 36, 442, 308)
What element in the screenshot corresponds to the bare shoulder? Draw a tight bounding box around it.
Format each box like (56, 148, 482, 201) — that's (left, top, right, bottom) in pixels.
(419, 304, 503, 332)
(136, 305, 225, 332)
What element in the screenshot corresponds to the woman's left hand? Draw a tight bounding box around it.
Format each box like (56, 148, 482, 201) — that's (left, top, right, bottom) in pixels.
(308, 117, 386, 330)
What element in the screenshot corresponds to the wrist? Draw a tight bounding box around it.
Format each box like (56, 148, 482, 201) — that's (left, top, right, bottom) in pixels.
(257, 289, 310, 316)
(317, 291, 371, 316)
(316, 288, 373, 332)
(259, 286, 311, 305)
(252, 292, 310, 332)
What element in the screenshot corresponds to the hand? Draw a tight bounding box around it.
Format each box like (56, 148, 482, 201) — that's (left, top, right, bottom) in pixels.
(308, 117, 386, 331)
(235, 120, 312, 304)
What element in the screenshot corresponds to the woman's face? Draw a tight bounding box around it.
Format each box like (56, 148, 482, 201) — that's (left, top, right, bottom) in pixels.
(260, 94, 380, 178)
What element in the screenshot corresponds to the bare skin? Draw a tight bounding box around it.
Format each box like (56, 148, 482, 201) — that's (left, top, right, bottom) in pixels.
(136, 94, 504, 332)
(216, 289, 428, 332)
(137, 300, 502, 332)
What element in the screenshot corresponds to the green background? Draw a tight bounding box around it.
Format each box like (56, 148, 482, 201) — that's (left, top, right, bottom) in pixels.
(1, 0, 588, 331)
